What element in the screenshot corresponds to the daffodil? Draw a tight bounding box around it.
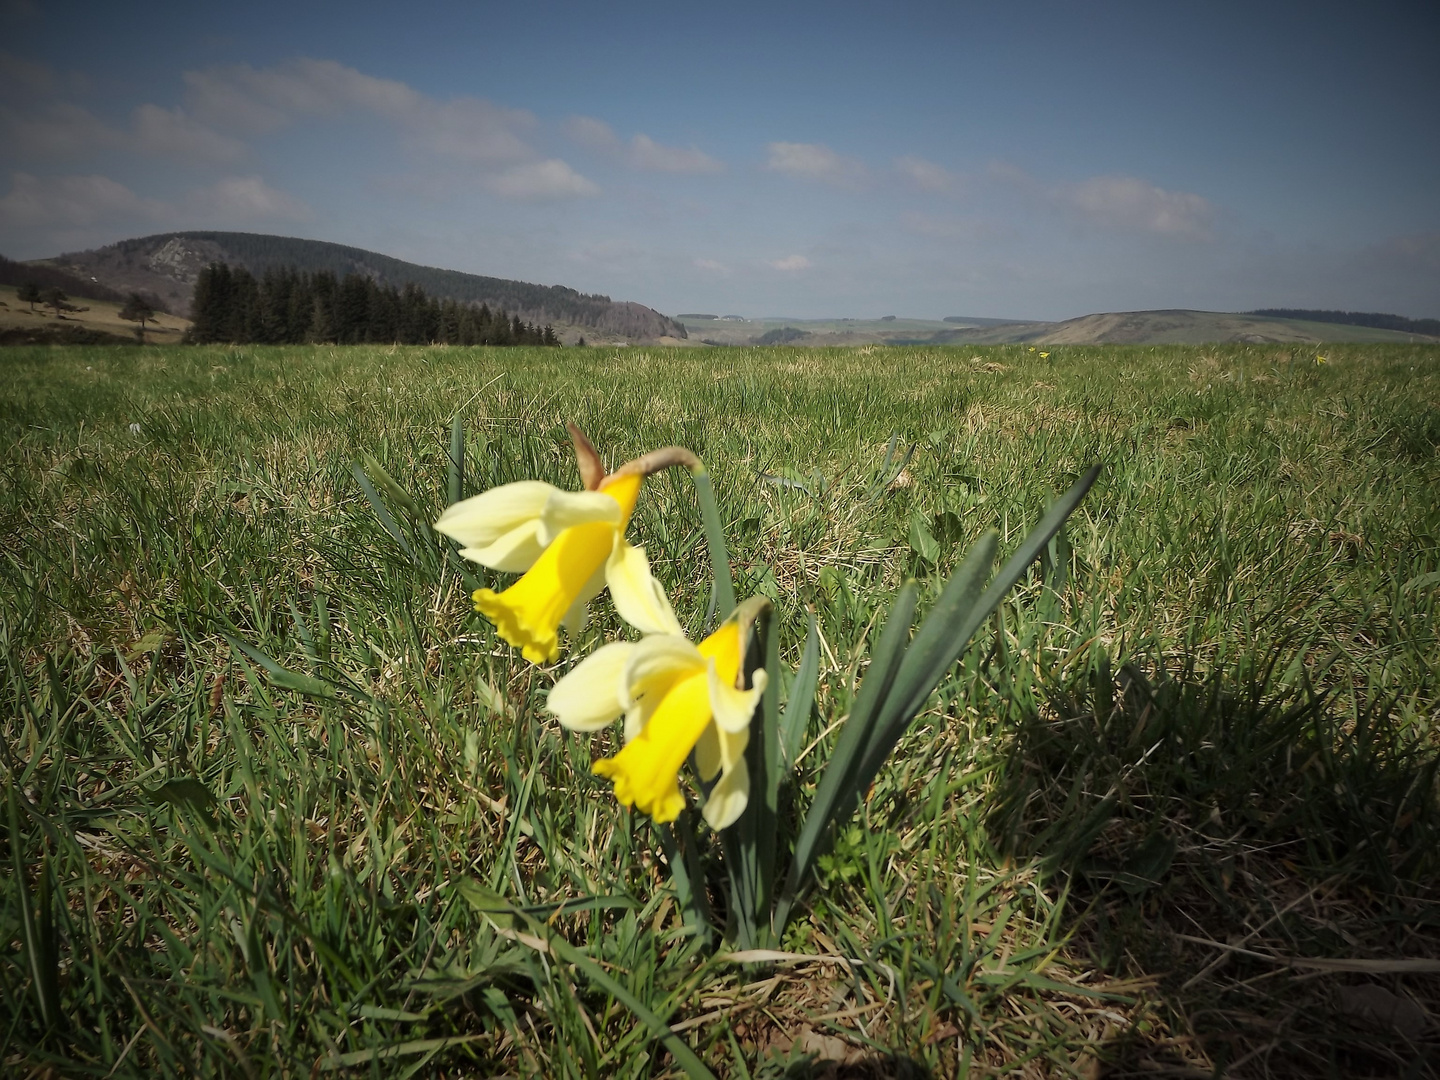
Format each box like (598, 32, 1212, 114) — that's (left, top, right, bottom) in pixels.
(434, 426, 699, 664)
(548, 597, 767, 830)
(1039, 350, 1050, 359)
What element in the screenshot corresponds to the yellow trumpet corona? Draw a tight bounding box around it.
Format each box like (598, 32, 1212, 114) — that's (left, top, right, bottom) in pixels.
(436, 471, 642, 664)
(548, 620, 765, 830)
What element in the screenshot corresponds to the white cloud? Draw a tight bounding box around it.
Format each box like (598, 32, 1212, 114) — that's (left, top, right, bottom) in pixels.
(566, 115, 722, 174)
(895, 154, 959, 193)
(768, 254, 812, 271)
(185, 58, 536, 165)
(989, 162, 1215, 240)
(0, 101, 118, 158)
(179, 57, 600, 199)
(185, 175, 310, 221)
(627, 133, 722, 174)
(486, 159, 600, 200)
(564, 115, 621, 150)
(0, 50, 58, 95)
(766, 142, 868, 189)
(693, 257, 730, 275)
(0, 171, 162, 227)
(1062, 175, 1214, 239)
(132, 105, 246, 163)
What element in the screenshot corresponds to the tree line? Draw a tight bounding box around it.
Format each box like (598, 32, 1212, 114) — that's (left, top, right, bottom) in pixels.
(187, 262, 561, 346)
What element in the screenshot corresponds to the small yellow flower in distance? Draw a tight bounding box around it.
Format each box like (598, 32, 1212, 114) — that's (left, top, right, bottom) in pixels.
(1028, 346, 1036, 352)
(1315, 354, 1327, 365)
(434, 426, 699, 664)
(1039, 351, 1050, 359)
(548, 601, 766, 830)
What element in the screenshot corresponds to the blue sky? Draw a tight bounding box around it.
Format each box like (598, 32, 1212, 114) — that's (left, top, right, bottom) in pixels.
(2, 0, 1436, 319)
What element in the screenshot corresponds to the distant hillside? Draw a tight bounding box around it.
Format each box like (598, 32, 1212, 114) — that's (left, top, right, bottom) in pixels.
(918, 309, 1438, 346)
(681, 309, 1439, 347)
(31, 232, 686, 342)
(0, 254, 128, 305)
(1248, 308, 1440, 338)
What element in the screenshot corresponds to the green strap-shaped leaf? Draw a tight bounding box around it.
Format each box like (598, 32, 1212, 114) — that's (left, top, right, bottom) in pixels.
(691, 468, 735, 621)
(780, 611, 821, 770)
(774, 582, 918, 931)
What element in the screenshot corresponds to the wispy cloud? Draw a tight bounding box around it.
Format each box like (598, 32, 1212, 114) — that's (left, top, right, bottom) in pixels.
(894, 154, 960, 193)
(0, 170, 311, 234)
(132, 105, 247, 163)
(0, 171, 162, 227)
(693, 257, 730, 275)
(991, 162, 1215, 240)
(486, 160, 599, 200)
(768, 254, 812, 271)
(1062, 175, 1214, 239)
(765, 142, 868, 189)
(185, 58, 538, 164)
(184, 175, 310, 221)
(566, 116, 723, 174)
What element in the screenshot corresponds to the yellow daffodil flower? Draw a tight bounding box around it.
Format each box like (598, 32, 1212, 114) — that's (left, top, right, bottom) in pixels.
(1039, 350, 1050, 359)
(548, 607, 766, 830)
(434, 426, 699, 664)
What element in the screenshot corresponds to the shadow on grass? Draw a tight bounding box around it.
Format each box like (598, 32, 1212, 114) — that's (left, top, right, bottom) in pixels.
(988, 648, 1440, 1078)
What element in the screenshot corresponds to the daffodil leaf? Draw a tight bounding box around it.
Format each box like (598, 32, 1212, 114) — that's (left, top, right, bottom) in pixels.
(780, 610, 820, 771)
(691, 468, 735, 621)
(776, 582, 917, 930)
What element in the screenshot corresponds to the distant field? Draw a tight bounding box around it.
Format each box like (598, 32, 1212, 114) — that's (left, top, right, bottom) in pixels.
(0, 283, 190, 345)
(3, 342, 1438, 1077)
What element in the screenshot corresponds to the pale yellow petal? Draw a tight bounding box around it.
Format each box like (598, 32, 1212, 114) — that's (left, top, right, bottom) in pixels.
(434, 481, 555, 548)
(458, 519, 544, 573)
(703, 747, 750, 830)
(694, 721, 721, 781)
(536, 488, 623, 546)
(708, 663, 766, 734)
(607, 541, 684, 637)
(622, 634, 704, 710)
(547, 641, 634, 730)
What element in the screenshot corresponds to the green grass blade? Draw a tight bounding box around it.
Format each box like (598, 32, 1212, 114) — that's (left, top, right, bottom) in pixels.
(447, 414, 465, 507)
(9, 787, 61, 1029)
(780, 610, 821, 771)
(351, 462, 416, 562)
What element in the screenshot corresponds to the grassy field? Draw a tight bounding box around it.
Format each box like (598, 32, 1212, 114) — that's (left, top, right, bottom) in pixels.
(0, 284, 191, 346)
(2, 341, 1439, 1078)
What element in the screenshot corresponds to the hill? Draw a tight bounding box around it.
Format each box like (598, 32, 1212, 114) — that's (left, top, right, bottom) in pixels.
(29, 232, 686, 343)
(681, 309, 1439, 346)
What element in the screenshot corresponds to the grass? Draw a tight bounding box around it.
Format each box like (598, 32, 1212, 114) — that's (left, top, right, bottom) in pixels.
(0, 285, 191, 346)
(2, 340, 1438, 1078)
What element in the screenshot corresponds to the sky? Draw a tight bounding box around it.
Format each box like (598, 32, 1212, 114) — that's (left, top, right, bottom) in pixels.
(1, 0, 1437, 321)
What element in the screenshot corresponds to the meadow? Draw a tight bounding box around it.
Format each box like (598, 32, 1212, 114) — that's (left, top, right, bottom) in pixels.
(2, 341, 1438, 1078)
